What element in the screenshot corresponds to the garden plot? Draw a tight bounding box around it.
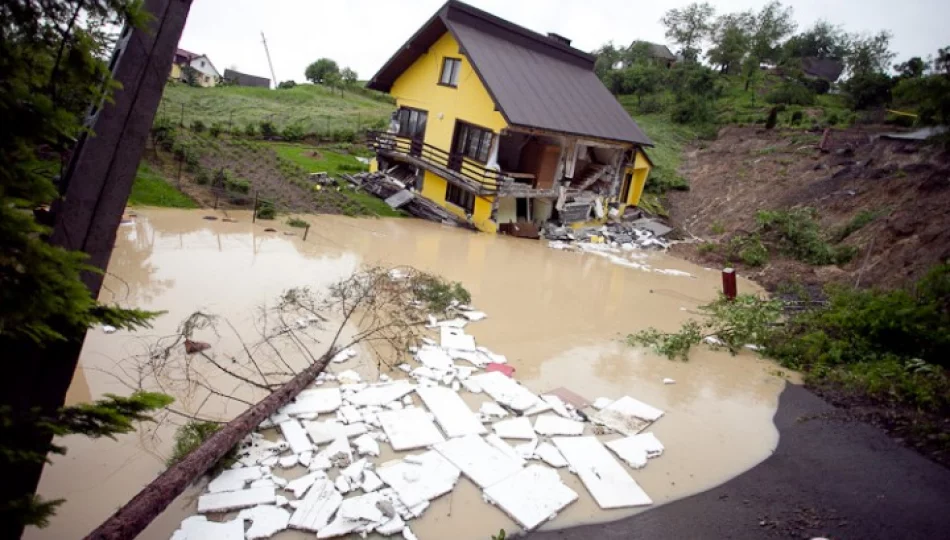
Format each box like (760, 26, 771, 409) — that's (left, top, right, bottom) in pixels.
(172, 303, 670, 539)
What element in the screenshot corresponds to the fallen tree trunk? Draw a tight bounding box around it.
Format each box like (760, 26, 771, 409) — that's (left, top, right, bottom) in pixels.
(83, 351, 333, 540)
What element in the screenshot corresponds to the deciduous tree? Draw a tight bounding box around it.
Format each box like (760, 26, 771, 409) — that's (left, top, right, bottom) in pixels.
(661, 2, 715, 62)
(304, 57, 339, 84)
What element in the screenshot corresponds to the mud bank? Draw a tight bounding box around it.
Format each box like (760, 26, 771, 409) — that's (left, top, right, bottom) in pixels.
(29, 209, 791, 539)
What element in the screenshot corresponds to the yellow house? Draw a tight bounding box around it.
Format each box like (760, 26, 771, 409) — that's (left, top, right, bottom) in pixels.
(367, 0, 653, 233)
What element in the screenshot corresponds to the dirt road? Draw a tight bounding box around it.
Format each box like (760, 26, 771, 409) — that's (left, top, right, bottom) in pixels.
(530, 384, 950, 540)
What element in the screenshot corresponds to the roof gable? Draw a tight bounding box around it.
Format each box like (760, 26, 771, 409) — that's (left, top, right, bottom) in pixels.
(368, 0, 651, 146)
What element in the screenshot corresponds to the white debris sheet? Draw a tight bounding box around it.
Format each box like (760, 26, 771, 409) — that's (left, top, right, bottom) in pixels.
(492, 417, 536, 440)
(239, 504, 290, 540)
(279, 419, 312, 454)
(469, 371, 541, 411)
(171, 515, 243, 540)
(534, 414, 585, 436)
(415, 386, 486, 438)
(207, 466, 264, 493)
(197, 487, 276, 513)
(376, 450, 460, 508)
(483, 465, 579, 530)
(440, 326, 476, 351)
(534, 442, 568, 468)
(552, 436, 653, 509)
(289, 478, 343, 532)
(433, 434, 523, 489)
(590, 395, 664, 436)
(376, 407, 446, 451)
(605, 432, 665, 469)
(346, 381, 415, 407)
(280, 388, 342, 416)
(305, 419, 368, 445)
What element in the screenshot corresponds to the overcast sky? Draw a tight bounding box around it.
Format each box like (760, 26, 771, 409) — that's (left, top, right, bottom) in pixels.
(178, 0, 948, 84)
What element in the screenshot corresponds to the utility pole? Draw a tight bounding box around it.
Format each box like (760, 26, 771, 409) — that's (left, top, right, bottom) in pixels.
(261, 31, 278, 88)
(1, 2, 192, 538)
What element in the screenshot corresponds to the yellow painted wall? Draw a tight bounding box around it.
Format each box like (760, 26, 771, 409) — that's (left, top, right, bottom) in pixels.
(420, 171, 497, 233)
(624, 149, 652, 207)
(170, 63, 182, 80)
(389, 32, 505, 233)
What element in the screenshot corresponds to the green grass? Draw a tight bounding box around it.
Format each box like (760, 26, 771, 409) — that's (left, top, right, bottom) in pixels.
(129, 163, 197, 208)
(157, 83, 394, 136)
(269, 143, 369, 176)
(620, 107, 698, 193)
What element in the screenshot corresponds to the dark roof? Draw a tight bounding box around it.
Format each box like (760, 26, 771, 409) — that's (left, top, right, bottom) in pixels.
(631, 41, 676, 61)
(175, 48, 198, 61)
(224, 69, 271, 88)
(801, 57, 844, 82)
(368, 0, 652, 146)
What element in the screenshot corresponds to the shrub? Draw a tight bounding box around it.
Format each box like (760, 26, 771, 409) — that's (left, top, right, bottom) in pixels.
(209, 123, 224, 138)
(804, 77, 831, 95)
(842, 73, 894, 110)
(277, 80, 297, 89)
(190, 120, 206, 133)
(259, 120, 278, 138)
(766, 82, 817, 106)
(790, 110, 804, 124)
(670, 96, 714, 125)
(282, 124, 306, 142)
(833, 209, 884, 242)
(194, 168, 210, 185)
(409, 273, 472, 313)
(244, 123, 258, 137)
(756, 207, 856, 265)
(765, 108, 778, 130)
(255, 199, 276, 220)
(151, 117, 177, 151)
(826, 112, 840, 125)
(287, 217, 308, 228)
(638, 96, 665, 114)
(167, 421, 236, 474)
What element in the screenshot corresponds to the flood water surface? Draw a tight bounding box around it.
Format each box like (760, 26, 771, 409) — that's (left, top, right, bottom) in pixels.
(30, 209, 791, 539)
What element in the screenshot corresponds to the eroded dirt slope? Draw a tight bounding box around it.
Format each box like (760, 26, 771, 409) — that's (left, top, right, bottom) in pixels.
(668, 126, 950, 291)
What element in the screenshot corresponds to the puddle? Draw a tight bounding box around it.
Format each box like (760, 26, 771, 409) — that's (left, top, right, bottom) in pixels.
(27, 209, 792, 539)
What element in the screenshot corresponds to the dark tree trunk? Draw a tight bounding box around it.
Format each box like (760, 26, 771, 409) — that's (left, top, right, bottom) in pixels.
(84, 353, 332, 540)
(0, 2, 191, 538)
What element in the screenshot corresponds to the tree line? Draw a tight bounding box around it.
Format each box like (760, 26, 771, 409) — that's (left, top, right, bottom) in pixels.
(595, 1, 949, 127)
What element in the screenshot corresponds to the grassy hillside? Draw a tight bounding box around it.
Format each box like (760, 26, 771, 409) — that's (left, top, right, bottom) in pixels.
(157, 83, 394, 136)
(129, 163, 197, 208)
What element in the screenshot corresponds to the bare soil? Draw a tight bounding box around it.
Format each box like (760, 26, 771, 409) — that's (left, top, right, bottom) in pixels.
(667, 125, 950, 292)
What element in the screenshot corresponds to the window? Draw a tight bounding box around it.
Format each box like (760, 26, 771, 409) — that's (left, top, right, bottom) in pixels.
(445, 183, 475, 213)
(395, 107, 428, 139)
(452, 121, 493, 163)
(200, 60, 205, 67)
(439, 57, 461, 87)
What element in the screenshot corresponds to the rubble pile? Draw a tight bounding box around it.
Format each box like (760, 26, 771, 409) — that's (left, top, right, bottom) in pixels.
(172, 297, 670, 539)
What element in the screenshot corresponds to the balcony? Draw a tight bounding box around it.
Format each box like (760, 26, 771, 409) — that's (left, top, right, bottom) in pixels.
(367, 132, 556, 198)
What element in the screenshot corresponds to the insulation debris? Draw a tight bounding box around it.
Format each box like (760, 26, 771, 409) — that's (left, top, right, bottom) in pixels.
(492, 417, 536, 440)
(171, 515, 243, 540)
(553, 436, 652, 509)
(330, 348, 357, 363)
(376, 408, 446, 451)
(279, 419, 313, 454)
(415, 386, 487, 438)
(197, 487, 276, 513)
(346, 381, 416, 407)
(207, 466, 265, 493)
(376, 451, 460, 508)
(440, 326, 476, 351)
(590, 396, 664, 436)
(604, 432, 665, 469)
(483, 465, 578, 530)
(533, 414, 585, 436)
(289, 478, 342, 532)
(469, 371, 541, 411)
(534, 442, 568, 468)
(433, 434, 523, 489)
(280, 388, 342, 416)
(238, 504, 290, 540)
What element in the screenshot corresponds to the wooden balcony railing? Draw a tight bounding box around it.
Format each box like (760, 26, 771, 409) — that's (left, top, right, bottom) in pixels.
(367, 132, 554, 198)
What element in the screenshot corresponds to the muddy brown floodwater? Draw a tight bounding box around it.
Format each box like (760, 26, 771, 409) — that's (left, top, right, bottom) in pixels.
(28, 208, 795, 540)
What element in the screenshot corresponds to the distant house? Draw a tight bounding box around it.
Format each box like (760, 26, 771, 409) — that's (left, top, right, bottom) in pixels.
(366, 0, 653, 233)
(223, 69, 271, 89)
(800, 57, 845, 83)
(629, 41, 677, 69)
(170, 48, 220, 87)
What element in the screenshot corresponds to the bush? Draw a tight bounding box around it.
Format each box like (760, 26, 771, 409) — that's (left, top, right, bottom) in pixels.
(194, 168, 210, 185)
(209, 123, 224, 138)
(842, 73, 894, 110)
(766, 82, 817, 106)
(637, 96, 665, 114)
(282, 124, 306, 142)
(255, 199, 276, 220)
(803, 77, 831, 95)
(790, 110, 804, 124)
(409, 273, 472, 313)
(190, 120, 206, 133)
(670, 96, 714, 125)
(287, 217, 308, 228)
(277, 80, 296, 89)
(259, 120, 278, 138)
(757, 207, 856, 265)
(243, 123, 258, 137)
(765, 107, 778, 130)
(151, 117, 177, 151)
(826, 112, 840, 125)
